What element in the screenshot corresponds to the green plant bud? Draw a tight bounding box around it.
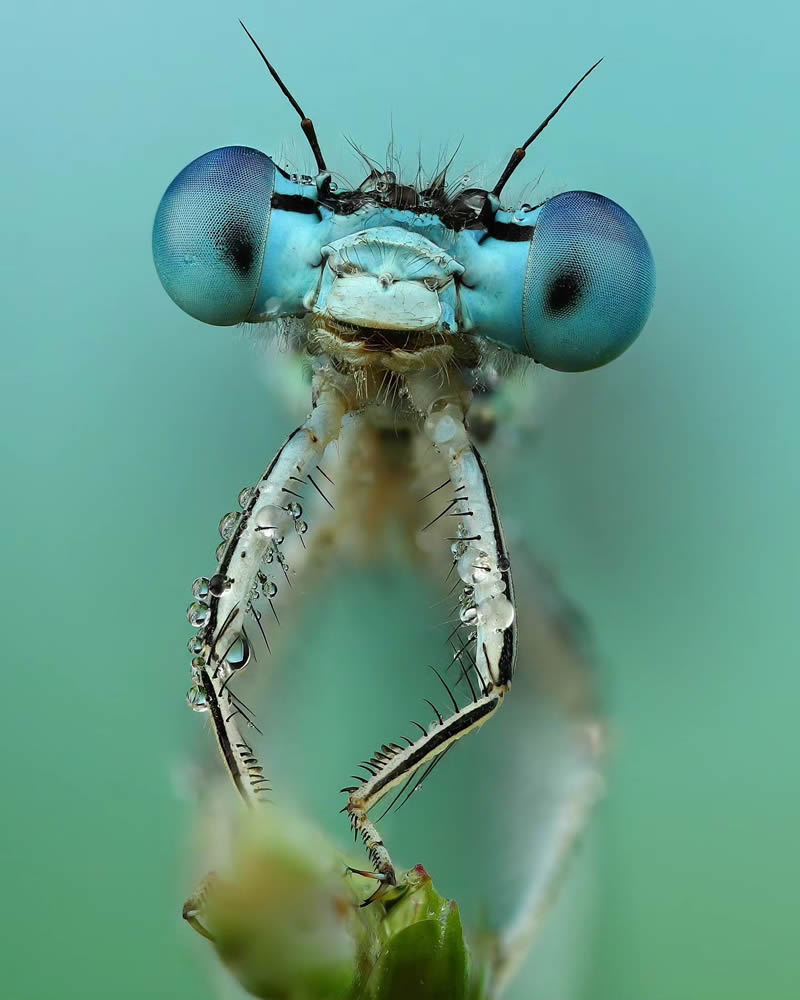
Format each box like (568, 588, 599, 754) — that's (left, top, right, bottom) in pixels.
(365, 866, 470, 1000)
(200, 814, 361, 1000)
(187, 813, 490, 1000)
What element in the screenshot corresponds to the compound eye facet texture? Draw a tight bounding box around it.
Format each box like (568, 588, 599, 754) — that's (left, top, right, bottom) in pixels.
(153, 146, 275, 325)
(522, 191, 655, 371)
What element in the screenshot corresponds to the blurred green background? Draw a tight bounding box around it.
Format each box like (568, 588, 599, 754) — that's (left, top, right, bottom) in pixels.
(2, 0, 798, 997)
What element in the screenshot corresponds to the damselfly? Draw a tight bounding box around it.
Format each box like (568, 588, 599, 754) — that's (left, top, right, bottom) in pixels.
(153, 22, 654, 995)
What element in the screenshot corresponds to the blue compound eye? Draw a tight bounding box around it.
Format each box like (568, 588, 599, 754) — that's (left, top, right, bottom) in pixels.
(153, 146, 276, 325)
(522, 191, 655, 371)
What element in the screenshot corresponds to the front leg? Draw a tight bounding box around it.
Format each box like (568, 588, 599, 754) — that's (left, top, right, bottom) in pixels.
(182, 872, 219, 941)
(186, 371, 353, 806)
(344, 372, 517, 889)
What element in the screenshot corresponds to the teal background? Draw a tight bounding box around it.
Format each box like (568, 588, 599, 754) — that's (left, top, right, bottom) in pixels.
(2, 1, 798, 997)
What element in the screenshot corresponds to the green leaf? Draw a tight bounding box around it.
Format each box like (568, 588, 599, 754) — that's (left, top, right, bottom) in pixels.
(366, 867, 469, 1000)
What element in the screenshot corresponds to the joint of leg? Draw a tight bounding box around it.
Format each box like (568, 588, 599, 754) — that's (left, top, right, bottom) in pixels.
(346, 794, 367, 813)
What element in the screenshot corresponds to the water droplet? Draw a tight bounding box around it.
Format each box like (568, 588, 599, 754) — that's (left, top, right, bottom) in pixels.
(296, 520, 308, 534)
(223, 634, 251, 670)
(186, 683, 209, 712)
(215, 541, 227, 562)
(219, 511, 240, 540)
(238, 486, 257, 509)
(187, 601, 210, 627)
(480, 594, 515, 630)
(460, 605, 478, 625)
(191, 655, 206, 671)
(192, 576, 210, 600)
(429, 413, 459, 445)
(286, 501, 303, 519)
(451, 539, 468, 559)
(263, 548, 274, 564)
(497, 554, 510, 571)
(457, 549, 477, 582)
(450, 521, 469, 562)
(187, 634, 205, 656)
(254, 504, 289, 538)
(261, 576, 278, 598)
(209, 573, 229, 596)
(470, 556, 492, 584)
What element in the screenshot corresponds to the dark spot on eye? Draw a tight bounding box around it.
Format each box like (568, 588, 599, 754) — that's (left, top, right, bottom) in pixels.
(545, 262, 588, 315)
(211, 215, 257, 277)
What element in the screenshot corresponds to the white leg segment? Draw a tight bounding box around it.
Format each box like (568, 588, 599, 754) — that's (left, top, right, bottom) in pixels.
(344, 373, 518, 884)
(188, 373, 351, 807)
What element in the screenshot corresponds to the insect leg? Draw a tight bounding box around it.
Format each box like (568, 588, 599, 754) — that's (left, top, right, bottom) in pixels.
(489, 759, 603, 996)
(191, 373, 352, 807)
(182, 871, 219, 941)
(345, 375, 517, 888)
(487, 548, 607, 996)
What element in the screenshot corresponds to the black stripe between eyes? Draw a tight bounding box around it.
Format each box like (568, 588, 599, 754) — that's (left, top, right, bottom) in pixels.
(271, 193, 321, 216)
(487, 220, 535, 242)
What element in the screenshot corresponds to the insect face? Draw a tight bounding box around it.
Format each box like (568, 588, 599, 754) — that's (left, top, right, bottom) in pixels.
(154, 157, 653, 373)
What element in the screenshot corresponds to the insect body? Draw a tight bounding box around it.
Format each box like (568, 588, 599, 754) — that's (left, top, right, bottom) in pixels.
(154, 23, 654, 989)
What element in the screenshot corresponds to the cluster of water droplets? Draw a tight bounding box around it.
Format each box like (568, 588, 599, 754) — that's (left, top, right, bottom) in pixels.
(182, 479, 313, 712)
(183, 484, 261, 712)
(253, 504, 292, 590)
(185, 566, 254, 712)
(284, 500, 308, 535)
(451, 521, 514, 633)
(186, 571, 233, 705)
(258, 570, 278, 599)
(185, 574, 220, 712)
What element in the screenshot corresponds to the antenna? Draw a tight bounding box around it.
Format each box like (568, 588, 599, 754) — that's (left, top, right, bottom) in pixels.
(239, 20, 327, 174)
(491, 58, 603, 198)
